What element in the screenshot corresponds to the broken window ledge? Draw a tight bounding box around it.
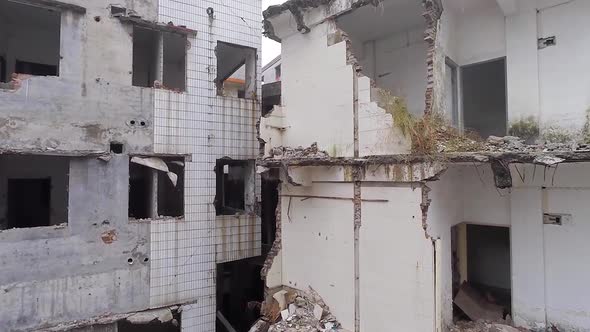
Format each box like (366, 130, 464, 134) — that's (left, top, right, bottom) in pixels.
(0, 223, 67, 241)
(129, 216, 185, 223)
(118, 16, 197, 36)
(216, 210, 256, 218)
(153, 84, 185, 93)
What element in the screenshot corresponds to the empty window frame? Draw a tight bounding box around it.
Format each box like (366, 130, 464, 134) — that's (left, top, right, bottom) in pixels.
(7, 179, 51, 228)
(132, 26, 159, 88)
(0, 155, 69, 230)
(216, 42, 256, 99)
(0, 1, 61, 81)
(461, 58, 507, 138)
(215, 159, 254, 216)
(132, 27, 187, 90)
(162, 32, 186, 91)
(129, 156, 184, 219)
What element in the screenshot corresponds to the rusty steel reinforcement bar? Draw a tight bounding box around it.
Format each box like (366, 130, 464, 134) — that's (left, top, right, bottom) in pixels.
(280, 194, 387, 202)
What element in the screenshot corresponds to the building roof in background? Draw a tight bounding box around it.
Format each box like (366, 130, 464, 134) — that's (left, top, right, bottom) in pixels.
(262, 55, 281, 72)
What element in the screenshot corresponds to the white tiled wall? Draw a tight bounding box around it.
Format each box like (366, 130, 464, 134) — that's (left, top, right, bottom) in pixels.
(151, 1, 261, 331)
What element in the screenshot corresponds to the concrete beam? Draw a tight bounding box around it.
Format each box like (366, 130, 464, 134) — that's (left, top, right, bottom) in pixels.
(496, 0, 518, 16)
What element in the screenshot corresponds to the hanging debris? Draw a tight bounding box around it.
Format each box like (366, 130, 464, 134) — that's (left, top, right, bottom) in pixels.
(490, 159, 512, 189)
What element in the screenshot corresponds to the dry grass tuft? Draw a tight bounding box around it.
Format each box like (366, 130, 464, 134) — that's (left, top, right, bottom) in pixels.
(379, 89, 483, 154)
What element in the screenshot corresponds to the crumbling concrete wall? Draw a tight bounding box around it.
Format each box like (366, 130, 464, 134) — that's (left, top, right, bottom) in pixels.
(0, 0, 159, 153)
(0, 155, 150, 331)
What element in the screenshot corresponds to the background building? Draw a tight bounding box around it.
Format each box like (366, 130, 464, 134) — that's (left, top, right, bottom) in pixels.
(0, 0, 261, 331)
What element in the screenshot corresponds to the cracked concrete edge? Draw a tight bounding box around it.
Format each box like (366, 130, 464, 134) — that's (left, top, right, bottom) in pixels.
(261, 185, 282, 279)
(262, 0, 384, 42)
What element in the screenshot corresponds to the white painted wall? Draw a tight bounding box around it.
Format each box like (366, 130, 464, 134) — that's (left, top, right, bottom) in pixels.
(357, 27, 429, 116)
(280, 180, 355, 329)
(280, 21, 355, 157)
(357, 75, 411, 156)
(360, 185, 434, 332)
(445, 2, 506, 66)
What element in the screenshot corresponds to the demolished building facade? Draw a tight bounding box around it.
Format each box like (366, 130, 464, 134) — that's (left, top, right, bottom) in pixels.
(0, 0, 262, 331)
(260, 0, 590, 331)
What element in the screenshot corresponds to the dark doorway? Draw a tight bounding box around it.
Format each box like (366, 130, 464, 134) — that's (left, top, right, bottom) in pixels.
(461, 59, 507, 138)
(216, 259, 265, 332)
(7, 178, 51, 228)
(451, 223, 511, 321)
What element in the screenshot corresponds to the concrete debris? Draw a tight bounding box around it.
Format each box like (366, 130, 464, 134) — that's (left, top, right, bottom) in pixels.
(269, 142, 330, 160)
(273, 290, 289, 310)
(533, 155, 565, 166)
(490, 159, 512, 189)
(484, 135, 589, 154)
(450, 321, 529, 332)
(126, 308, 173, 324)
(259, 288, 345, 332)
(454, 283, 505, 323)
(249, 319, 271, 332)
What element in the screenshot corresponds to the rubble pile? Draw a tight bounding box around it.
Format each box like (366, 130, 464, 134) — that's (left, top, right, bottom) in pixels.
(450, 321, 528, 332)
(451, 283, 530, 332)
(482, 135, 590, 154)
(269, 143, 330, 160)
(250, 288, 346, 332)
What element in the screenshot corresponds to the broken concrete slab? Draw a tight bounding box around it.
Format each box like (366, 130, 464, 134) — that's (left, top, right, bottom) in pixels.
(273, 289, 289, 310)
(454, 283, 504, 323)
(248, 319, 271, 332)
(126, 308, 173, 324)
(280, 309, 290, 321)
(313, 304, 323, 320)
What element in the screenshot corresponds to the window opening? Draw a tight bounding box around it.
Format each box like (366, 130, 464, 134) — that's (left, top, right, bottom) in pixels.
(129, 156, 184, 219)
(461, 58, 507, 138)
(7, 179, 51, 228)
(216, 41, 256, 99)
(157, 158, 184, 217)
(0, 155, 69, 230)
(129, 162, 154, 219)
(162, 32, 186, 91)
(0, 1, 61, 81)
(132, 26, 159, 88)
(215, 159, 253, 215)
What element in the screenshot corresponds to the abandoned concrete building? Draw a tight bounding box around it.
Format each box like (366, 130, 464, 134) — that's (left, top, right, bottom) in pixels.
(259, 0, 590, 331)
(0, 0, 264, 331)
